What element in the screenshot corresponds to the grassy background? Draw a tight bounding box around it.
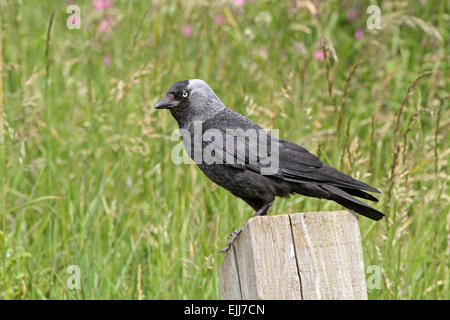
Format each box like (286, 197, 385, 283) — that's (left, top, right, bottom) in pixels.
(0, 0, 448, 299)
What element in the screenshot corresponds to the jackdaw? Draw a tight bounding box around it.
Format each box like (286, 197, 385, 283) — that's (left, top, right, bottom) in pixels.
(154, 79, 384, 252)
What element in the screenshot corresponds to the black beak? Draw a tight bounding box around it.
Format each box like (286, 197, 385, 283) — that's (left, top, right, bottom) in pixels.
(154, 99, 174, 109)
(154, 93, 177, 110)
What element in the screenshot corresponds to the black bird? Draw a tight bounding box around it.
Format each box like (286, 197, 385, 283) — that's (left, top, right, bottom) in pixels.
(155, 79, 384, 252)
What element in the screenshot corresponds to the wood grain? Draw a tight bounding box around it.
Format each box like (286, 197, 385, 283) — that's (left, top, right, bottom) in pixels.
(219, 210, 368, 300)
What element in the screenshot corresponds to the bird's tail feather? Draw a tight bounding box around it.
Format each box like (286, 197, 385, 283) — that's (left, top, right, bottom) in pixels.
(340, 187, 379, 202)
(321, 184, 385, 221)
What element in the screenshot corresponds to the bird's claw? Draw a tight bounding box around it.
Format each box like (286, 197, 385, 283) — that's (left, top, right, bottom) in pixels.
(218, 227, 243, 254)
(218, 245, 231, 254)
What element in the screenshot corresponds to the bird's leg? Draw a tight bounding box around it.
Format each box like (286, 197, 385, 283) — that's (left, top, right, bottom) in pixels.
(252, 200, 274, 217)
(219, 200, 274, 254)
(218, 225, 245, 254)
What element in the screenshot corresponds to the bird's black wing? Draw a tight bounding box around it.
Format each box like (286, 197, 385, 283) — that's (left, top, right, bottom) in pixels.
(203, 109, 378, 191)
(201, 108, 383, 220)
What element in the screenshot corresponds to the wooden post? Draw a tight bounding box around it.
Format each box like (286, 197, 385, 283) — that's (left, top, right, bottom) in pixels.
(219, 210, 368, 300)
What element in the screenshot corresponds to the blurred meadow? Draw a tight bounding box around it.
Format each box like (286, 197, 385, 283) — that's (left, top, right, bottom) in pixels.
(0, 0, 449, 299)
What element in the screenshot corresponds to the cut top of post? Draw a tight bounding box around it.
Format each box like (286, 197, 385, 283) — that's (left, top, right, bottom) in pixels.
(219, 210, 368, 300)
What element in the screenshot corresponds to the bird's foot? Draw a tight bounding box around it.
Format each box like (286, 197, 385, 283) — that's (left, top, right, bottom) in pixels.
(218, 227, 243, 254)
(252, 200, 274, 217)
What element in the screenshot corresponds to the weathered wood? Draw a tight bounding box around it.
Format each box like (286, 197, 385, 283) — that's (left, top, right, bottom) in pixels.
(219, 246, 242, 299)
(219, 210, 368, 300)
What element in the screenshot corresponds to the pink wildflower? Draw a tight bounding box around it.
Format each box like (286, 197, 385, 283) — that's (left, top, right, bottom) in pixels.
(71, 15, 80, 26)
(103, 54, 111, 66)
(354, 29, 364, 40)
(93, 0, 114, 11)
(346, 8, 357, 21)
(314, 49, 324, 61)
(98, 16, 114, 33)
(182, 25, 193, 37)
(214, 14, 225, 25)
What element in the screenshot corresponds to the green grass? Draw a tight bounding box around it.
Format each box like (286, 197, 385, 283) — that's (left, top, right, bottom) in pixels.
(0, 0, 448, 299)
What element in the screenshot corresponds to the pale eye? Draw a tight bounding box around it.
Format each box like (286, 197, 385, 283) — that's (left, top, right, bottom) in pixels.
(182, 91, 188, 98)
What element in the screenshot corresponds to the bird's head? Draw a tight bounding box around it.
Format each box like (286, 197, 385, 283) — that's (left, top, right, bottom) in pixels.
(154, 79, 225, 126)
